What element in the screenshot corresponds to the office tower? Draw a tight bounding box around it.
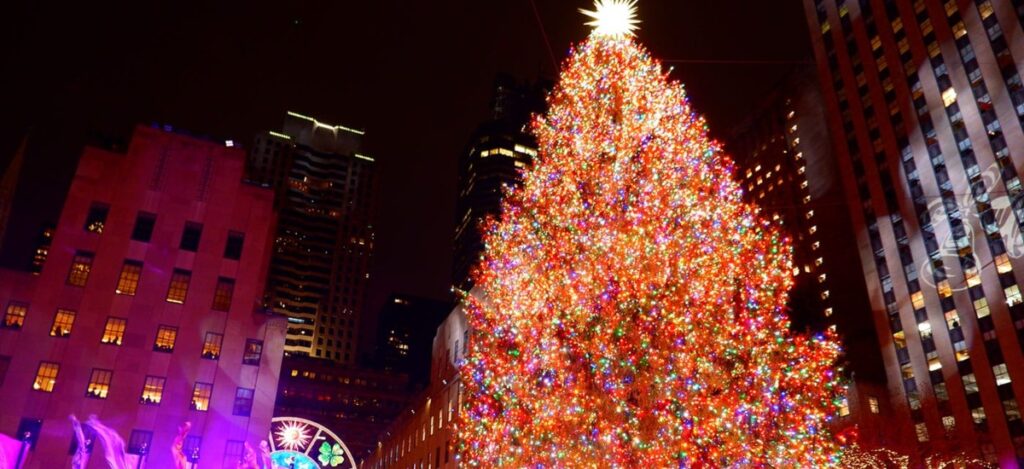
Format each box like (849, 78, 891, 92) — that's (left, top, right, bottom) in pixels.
(0, 124, 286, 468)
(250, 112, 376, 364)
(364, 299, 468, 469)
(804, 0, 1024, 463)
(453, 75, 549, 291)
(728, 67, 903, 448)
(375, 294, 453, 387)
(273, 356, 412, 464)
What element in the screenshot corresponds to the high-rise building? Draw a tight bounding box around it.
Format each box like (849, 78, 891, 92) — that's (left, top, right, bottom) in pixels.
(453, 75, 549, 291)
(249, 112, 376, 365)
(804, 0, 1024, 463)
(273, 356, 412, 464)
(0, 124, 287, 468)
(364, 297, 468, 469)
(374, 294, 453, 388)
(727, 67, 903, 448)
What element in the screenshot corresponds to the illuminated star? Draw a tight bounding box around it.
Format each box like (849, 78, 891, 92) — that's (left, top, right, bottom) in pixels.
(580, 0, 640, 37)
(274, 421, 311, 451)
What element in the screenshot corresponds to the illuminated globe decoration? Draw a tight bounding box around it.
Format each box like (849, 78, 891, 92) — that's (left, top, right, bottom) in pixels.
(268, 417, 355, 469)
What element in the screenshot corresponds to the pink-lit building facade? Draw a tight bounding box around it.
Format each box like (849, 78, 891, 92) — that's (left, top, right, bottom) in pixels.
(0, 125, 287, 468)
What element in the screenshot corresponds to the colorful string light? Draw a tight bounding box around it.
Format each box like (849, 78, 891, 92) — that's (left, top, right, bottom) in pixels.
(457, 11, 844, 468)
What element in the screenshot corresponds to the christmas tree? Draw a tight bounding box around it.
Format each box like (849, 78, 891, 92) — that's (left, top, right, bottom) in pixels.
(459, 1, 844, 466)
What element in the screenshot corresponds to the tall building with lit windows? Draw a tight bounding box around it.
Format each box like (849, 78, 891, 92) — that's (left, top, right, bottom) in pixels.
(805, 0, 1024, 463)
(453, 75, 549, 291)
(0, 124, 287, 468)
(249, 112, 376, 364)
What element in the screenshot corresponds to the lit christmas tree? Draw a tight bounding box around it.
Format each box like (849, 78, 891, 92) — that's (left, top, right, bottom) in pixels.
(459, 1, 844, 466)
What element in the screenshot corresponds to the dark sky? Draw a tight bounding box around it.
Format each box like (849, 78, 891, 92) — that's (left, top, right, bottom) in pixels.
(1, 1, 811, 318)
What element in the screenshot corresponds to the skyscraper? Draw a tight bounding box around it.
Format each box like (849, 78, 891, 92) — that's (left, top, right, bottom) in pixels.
(727, 66, 899, 450)
(804, 0, 1024, 463)
(374, 294, 453, 387)
(0, 124, 287, 468)
(453, 75, 549, 291)
(250, 112, 376, 364)
(0, 136, 26, 254)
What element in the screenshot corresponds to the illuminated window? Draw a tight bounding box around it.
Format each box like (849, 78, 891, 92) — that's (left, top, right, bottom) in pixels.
(838, 397, 850, 417)
(963, 373, 979, 394)
(101, 317, 126, 345)
(966, 268, 981, 287)
(996, 254, 1013, 274)
(141, 376, 164, 405)
(84, 202, 110, 234)
(800, 180, 809, 189)
(941, 415, 955, 432)
(918, 321, 933, 339)
(915, 423, 929, 442)
(806, 210, 815, 219)
(809, 226, 818, 235)
(180, 222, 203, 252)
(202, 332, 223, 360)
(116, 260, 143, 296)
(910, 291, 925, 310)
(67, 251, 94, 287)
(937, 280, 952, 298)
(233, 388, 255, 416)
(972, 406, 987, 424)
(3, 302, 27, 329)
(973, 298, 990, 318)
(154, 325, 177, 352)
(49, 309, 76, 337)
(243, 339, 264, 366)
(945, 310, 961, 329)
(978, 0, 994, 19)
(954, 341, 970, 361)
(820, 290, 830, 300)
(994, 364, 1012, 386)
(893, 330, 907, 348)
(1006, 285, 1023, 306)
(131, 212, 157, 242)
(86, 368, 112, 399)
(942, 87, 957, 107)
(191, 382, 213, 411)
(212, 277, 234, 311)
(33, 361, 59, 392)
(868, 397, 880, 414)
(824, 307, 833, 317)
(166, 269, 191, 304)
(803, 195, 811, 204)
(797, 165, 806, 174)
(818, 274, 827, 283)
(224, 231, 244, 260)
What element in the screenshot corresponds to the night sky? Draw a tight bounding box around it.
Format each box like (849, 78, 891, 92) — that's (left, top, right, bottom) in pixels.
(1, 1, 811, 321)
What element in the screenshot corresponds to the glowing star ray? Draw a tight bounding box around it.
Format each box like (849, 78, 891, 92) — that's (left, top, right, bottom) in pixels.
(580, 0, 640, 37)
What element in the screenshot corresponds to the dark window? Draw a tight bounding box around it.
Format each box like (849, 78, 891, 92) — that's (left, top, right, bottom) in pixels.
(223, 441, 244, 467)
(17, 418, 43, 449)
(180, 222, 203, 252)
(84, 202, 110, 233)
(212, 277, 234, 311)
(131, 212, 157, 242)
(128, 430, 152, 455)
(224, 231, 244, 260)
(243, 339, 263, 365)
(0, 355, 10, 386)
(184, 436, 202, 462)
(232, 388, 255, 416)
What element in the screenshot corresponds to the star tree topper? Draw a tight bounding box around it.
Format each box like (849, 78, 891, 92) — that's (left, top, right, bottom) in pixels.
(580, 0, 640, 37)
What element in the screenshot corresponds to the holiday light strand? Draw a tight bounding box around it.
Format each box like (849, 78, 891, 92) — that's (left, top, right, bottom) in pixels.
(457, 23, 844, 468)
